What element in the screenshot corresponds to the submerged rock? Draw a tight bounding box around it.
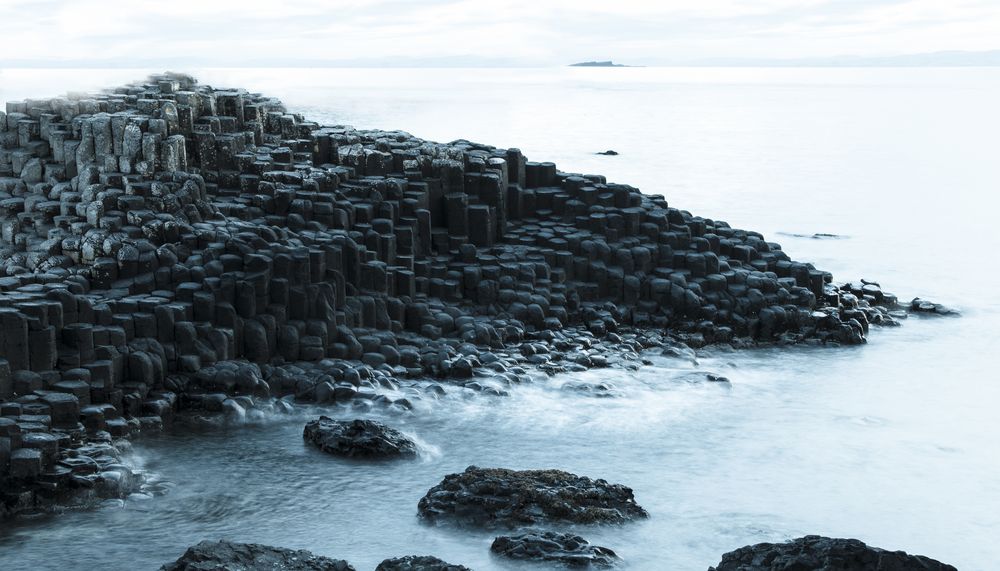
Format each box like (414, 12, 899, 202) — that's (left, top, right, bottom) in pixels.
(304, 417, 418, 459)
(708, 535, 956, 571)
(159, 540, 355, 570)
(491, 531, 621, 568)
(909, 298, 959, 317)
(375, 555, 472, 571)
(417, 465, 647, 528)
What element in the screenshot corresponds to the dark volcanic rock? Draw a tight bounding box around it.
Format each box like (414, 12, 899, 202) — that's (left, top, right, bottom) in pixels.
(303, 417, 418, 459)
(159, 540, 355, 571)
(0, 73, 909, 514)
(417, 466, 647, 528)
(376, 555, 472, 571)
(909, 298, 959, 317)
(491, 531, 621, 568)
(708, 535, 956, 571)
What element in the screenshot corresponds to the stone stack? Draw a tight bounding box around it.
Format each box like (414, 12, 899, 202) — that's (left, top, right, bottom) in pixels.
(0, 73, 899, 514)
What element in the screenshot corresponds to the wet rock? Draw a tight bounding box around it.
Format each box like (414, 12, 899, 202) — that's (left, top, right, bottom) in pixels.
(417, 466, 647, 528)
(661, 340, 697, 363)
(491, 530, 621, 568)
(909, 298, 959, 317)
(303, 417, 418, 459)
(375, 555, 472, 571)
(560, 381, 619, 397)
(159, 540, 355, 571)
(708, 535, 956, 571)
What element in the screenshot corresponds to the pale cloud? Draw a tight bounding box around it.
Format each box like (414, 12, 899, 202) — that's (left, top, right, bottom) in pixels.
(0, 0, 997, 66)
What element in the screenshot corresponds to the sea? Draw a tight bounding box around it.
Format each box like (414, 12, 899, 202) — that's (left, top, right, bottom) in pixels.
(1, 66, 998, 570)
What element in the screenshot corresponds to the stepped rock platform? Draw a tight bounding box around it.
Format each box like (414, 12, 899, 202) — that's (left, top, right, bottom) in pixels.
(0, 73, 901, 517)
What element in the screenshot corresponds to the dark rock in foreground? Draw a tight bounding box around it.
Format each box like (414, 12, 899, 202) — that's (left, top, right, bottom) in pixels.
(417, 465, 647, 528)
(376, 555, 472, 571)
(491, 531, 620, 568)
(303, 417, 418, 459)
(708, 535, 956, 571)
(160, 540, 355, 571)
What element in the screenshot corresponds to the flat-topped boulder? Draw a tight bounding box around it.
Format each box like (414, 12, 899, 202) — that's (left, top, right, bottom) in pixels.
(159, 540, 355, 570)
(708, 535, 956, 571)
(375, 555, 472, 571)
(491, 530, 621, 568)
(303, 417, 418, 459)
(417, 466, 647, 528)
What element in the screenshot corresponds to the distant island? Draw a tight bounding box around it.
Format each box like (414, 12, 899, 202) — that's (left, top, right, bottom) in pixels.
(569, 60, 631, 67)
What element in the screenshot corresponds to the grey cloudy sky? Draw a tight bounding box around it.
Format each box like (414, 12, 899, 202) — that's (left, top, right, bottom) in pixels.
(1, 0, 999, 66)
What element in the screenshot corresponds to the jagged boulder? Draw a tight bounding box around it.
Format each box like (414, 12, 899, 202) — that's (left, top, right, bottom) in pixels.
(708, 536, 956, 571)
(303, 417, 418, 459)
(491, 531, 620, 568)
(417, 466, 647, 528)
(159, 540, 355, 570)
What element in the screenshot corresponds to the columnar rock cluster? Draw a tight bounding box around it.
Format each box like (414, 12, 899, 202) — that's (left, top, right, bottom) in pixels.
(1, 73, 897, 513)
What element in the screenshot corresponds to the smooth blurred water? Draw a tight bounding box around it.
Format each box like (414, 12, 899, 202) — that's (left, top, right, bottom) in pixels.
(1, 67, 999, 570)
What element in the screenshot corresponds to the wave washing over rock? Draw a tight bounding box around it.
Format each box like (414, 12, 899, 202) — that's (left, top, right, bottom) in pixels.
(0, 72, 912, 524)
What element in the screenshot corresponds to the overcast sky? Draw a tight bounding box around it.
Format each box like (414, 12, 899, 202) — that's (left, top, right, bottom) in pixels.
(2, 0, 999, 66)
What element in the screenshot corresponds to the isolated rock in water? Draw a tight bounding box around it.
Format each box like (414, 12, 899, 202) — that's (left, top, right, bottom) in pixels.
(708, 536, 956, 571)
(909, 298, 959, 316)
(159, 540, 355, 571)
(491, 531, 621, 568)
(303, 417, 418, 459)
(596, 149, 619, 155)
(417, 466, 647, 528)
(375, 555, 472, 571)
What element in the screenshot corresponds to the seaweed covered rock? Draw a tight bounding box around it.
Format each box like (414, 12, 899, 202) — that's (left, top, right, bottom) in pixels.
(708, 536, 956, 571)
(417, 466, 647, 528)
(375, 555, 472, 571)
(491, 530, 621, 568)
(304, 417, 418, 459)
(159, 540, 355, 571)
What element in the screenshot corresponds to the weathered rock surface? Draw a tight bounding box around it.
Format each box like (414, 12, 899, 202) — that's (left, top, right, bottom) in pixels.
(708, 535, 956, 571)
(159, 540, 355, 571)
(303, 417, 418, 459)
(417, 466, 647, 528)
(375, 555, 472, 571)
(491, 530, 621, 568)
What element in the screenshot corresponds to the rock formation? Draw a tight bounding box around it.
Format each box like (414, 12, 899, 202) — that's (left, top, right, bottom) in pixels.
(303, 417, 418, 459)
(708, 536, 956, 571)
(159, 540, 355, 571)
(417, 465, 647, 528)
(375, 555, 472, 571)
(491, 530, 621, 568)
(1, 73, 901, 516)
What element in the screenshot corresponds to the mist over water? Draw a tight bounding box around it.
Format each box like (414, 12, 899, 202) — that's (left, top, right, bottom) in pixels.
(1, 67, 998, 570)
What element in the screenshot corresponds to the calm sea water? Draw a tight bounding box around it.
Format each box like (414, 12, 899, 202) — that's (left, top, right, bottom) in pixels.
(1, 67, 999, 570)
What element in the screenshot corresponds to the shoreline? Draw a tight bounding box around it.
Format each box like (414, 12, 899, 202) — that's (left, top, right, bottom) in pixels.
(0, 72, 956, 568)
(0, 71, 905, 515)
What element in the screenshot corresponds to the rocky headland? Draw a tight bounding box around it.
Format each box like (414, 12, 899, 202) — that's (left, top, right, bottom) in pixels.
(0, 72, 910, 517)
(0, 72, 956, 569)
